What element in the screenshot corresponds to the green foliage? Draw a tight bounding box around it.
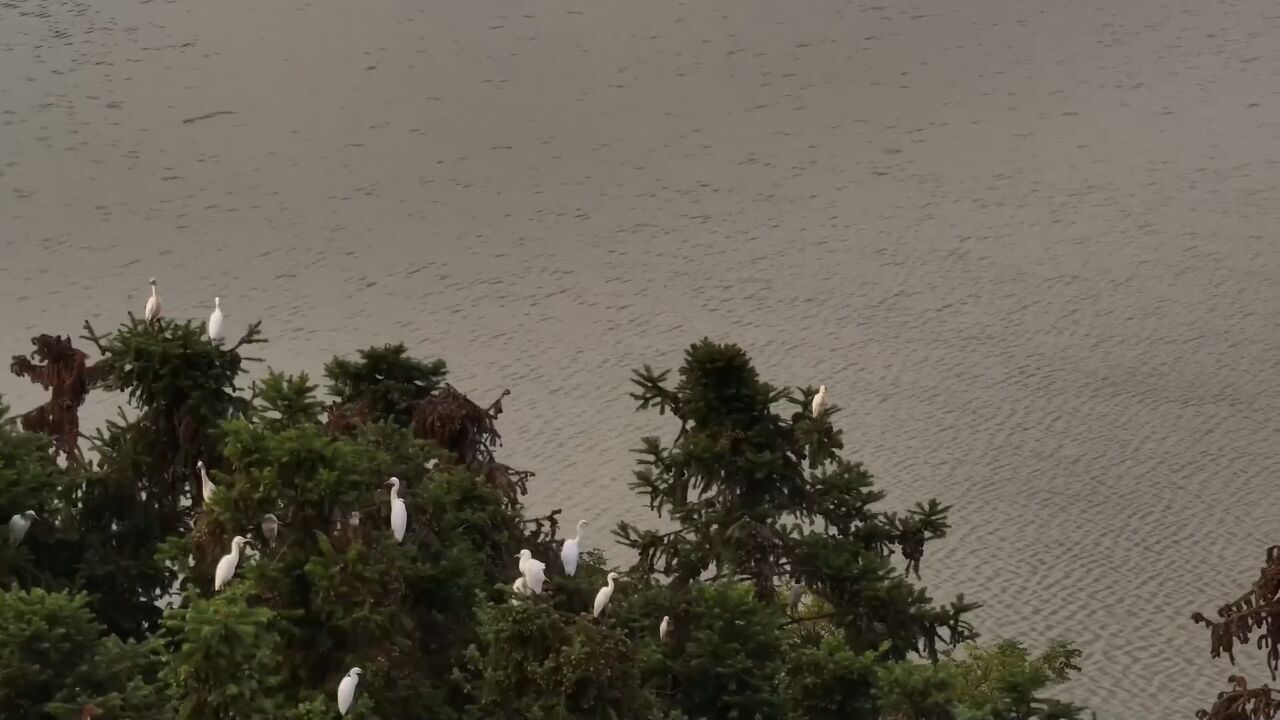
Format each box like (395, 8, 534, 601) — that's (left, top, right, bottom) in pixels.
(325, 342, 446, 427)
(465, 599, 659, 720)
(619, 338, 974, 660)
(0, 588, 164, 720)
(162, 595, 285, 719)
(1, 325, 1088, 719)
(781, 636, 880, 720)
(948, 640, 1085, 720)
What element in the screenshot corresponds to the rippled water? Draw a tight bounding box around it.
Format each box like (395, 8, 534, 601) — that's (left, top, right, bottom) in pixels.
(3, 0, 1279, 715)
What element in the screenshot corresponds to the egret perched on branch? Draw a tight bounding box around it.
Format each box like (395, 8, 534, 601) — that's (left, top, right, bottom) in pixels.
(337, 667, 362, 716)
(261, 513, 281, 546)
(516, 549, 546, 594)
(561, 519, 587, 576)
(144, 277, 161, 321)
(660, 615, 671, 641)
(511, 576, 531, 604)
(384, 477, 407, 543)
(789, 583, 806, 614)
(8, 510, 37, 547)
(214, 535, 249, 591)
(593, 572, 619, 618)
(197, 460, 216, 504)
(207, 297, 224, 341)
(811, 385, 828, 417)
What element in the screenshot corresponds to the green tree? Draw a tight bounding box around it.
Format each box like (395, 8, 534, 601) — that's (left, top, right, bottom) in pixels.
(618, 339, 973, 657)
(1, 319, 1088, 719)
(616, 339, 1081, 719)
(0, 588, 164, 719)
(325, 342, 446, 429)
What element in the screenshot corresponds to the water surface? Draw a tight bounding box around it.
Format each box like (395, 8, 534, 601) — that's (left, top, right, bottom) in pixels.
(3, 0, 1279, 714)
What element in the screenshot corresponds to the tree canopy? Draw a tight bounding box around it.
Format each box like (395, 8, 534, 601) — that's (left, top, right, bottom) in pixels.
(0, 315, 1086, 719)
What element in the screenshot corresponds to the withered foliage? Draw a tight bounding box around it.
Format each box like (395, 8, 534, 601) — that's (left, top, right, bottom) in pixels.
(1197, 675, 1280, 720)
(410, 385, 537, 508)
(9, 333, 111, 465)
(1193, 546, 1280, 718)
(411, 385, 508, 465)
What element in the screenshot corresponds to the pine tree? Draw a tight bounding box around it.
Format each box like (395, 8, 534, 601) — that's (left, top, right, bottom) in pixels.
(1, 320, 1087, 719)
(618, 339, 974, 659)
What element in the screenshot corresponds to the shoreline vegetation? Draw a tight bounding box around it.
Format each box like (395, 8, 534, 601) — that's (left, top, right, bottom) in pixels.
(2, 302, 1226, 718)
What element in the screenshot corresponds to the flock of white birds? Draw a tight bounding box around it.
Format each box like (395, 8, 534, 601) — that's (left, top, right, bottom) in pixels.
(2, 278, 834, 716)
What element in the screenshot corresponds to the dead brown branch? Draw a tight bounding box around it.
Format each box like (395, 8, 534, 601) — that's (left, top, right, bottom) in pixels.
(1194, 548, 1280, 718)
(410, 385, 507, 466)
(10, 334, 111, 465)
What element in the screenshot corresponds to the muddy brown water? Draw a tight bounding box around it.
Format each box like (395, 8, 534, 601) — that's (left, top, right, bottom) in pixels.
(3, 0, 1279, 715)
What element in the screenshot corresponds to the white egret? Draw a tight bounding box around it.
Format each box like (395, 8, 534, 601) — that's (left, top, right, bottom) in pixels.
(593, 572, 619, 618)
(811, 385, 828, 417)
(660, 615, 671, 641)
(8, 510, 37, 547)
(526, 560, 547, 594)
(197, 460, 216, 504)
(561, 519, 587, 577)
(337, 667, 362, 716)
(144, 278, 161, 321)
(789, 583, 805, 613)
(516, 549, 547, 594)
(384, 477, 407, 543)
(261, 513, 281, 545)
(214, 535, 249, 591)
(349, 511, 361, 527)
(512, 576, 530, 596)
(207, 297, 224, 341)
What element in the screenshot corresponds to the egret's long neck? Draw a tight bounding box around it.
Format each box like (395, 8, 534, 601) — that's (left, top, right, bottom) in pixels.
(606, 576, 615, 591)
(389, 485, 399, 501)
(151, 286, 158, 298)
(229, 543, 241, 561)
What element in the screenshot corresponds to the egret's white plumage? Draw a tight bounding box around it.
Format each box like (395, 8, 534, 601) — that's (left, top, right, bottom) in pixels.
(384, 477, 407, 543)
(561, 519, 587, 577)
(789, 583, 805, 613)
(526, 559, 547, 594)
(811, 385, 828, 417)
(593, 572, 619, 618)
(144, 278, 161, 321)
(208, 297, 224, 341)
(660, 615, 671, 641)
(512, 576, 530, 595)
(8, 510, 37, 547)
(516, 549, 547, 594)
(197, 460, 216, 504)
(261, 513, 280, 545)
(348, 511, 361, 527)
(214, 535, 248, 591)
(337, 667, 362, 716)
